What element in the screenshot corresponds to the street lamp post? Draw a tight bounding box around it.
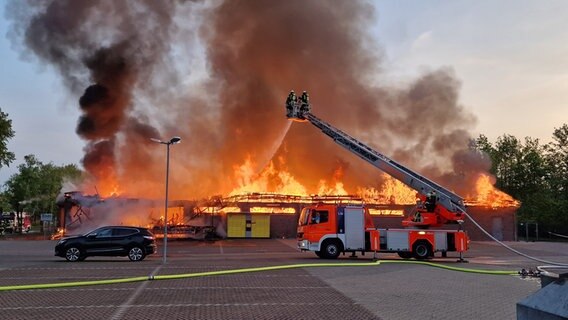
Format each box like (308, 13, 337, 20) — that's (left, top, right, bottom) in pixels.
(151, 136, 181, 264)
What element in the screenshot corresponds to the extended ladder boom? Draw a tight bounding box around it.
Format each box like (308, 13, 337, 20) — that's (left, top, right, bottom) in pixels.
(285, 93, 466, 226)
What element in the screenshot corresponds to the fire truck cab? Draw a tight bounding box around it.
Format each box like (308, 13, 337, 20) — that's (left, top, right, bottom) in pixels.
(297, 204, 469, 259)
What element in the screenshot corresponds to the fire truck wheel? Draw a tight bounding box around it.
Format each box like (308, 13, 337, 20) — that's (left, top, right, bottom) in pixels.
(128, 246, 146, 261)
(315, 251, 322, 258)
(65, 247, 82, 262)
(412, 241, 432, 260)
(321, 240, 341, 259)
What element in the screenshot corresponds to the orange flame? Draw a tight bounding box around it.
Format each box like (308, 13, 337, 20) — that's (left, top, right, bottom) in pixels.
(317, 180, 348, 195)
(229, 158, 418, 204)
(228, 157, 518, 209)
(467, 173, 519, 208)
(357, 175, 416, 205)
(82, 175, 123, 198)
(89, 155, 518, 210)
(229, 156, 307, 196)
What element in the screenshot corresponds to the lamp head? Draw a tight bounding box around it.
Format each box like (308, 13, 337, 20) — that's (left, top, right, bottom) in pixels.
(169, 136, 181, 144)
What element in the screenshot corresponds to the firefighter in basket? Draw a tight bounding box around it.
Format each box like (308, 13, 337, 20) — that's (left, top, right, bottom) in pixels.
(286, 90, 296, 117)
(299, 91, 310, 114)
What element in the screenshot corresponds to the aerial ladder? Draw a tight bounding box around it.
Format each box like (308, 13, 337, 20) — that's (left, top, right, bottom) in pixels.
(285, 91, 466, 229)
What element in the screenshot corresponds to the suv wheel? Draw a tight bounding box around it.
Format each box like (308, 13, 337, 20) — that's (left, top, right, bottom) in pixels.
(65, 247, 82, 262)
(128, 246, 145, 261)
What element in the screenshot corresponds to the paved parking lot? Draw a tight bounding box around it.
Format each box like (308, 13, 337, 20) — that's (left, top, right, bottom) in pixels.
(0, 239, 566, 319)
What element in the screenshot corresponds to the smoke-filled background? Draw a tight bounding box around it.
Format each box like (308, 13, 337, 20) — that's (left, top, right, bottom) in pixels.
(5, 0, 489, 200)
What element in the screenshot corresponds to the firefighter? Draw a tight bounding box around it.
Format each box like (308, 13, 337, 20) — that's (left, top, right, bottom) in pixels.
(425, 191, 437, 212)
(299, 91, 309, 114)
(312, 210, 320, 224)
(286, 90, 296, 105)
(413, 198, 424, 222)
(300, 91, 309, 104)
(286, 90, 296, 115)
(414, 210, 422, 223)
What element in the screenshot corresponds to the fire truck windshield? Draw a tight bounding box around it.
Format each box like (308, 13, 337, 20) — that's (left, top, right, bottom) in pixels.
(298, 208, 310, 226)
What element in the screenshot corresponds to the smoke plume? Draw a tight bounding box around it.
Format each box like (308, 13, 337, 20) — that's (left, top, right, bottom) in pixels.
(6, 0, 489, 200)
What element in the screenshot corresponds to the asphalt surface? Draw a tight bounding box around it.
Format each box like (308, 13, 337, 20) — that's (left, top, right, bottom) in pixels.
(0, 238, 567, 320)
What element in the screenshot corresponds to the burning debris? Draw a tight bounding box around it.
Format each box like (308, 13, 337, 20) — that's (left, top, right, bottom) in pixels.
(55, 191, 158, 236)
(55, 190, 519, 241)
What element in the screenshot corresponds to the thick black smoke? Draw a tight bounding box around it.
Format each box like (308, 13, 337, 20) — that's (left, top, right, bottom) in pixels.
(6, 0, 490, 200)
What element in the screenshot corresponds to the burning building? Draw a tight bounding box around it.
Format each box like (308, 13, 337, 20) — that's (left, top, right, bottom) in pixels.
(57, 178, 519, 241)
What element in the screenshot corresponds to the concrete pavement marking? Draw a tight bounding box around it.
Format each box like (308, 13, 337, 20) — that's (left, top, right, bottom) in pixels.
(3, 302, 354, 311)
(110, 264, 162, 320)
(277, 238, 298, 250)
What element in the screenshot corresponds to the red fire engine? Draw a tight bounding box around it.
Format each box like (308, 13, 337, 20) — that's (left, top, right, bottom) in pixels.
(286, 92, 469, 260)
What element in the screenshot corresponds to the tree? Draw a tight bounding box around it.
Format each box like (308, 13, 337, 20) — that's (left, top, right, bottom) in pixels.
(0, 191, 11, 213)
(475, 134, 524, 197)
(3, 155, 83, 232)
(473, 135, 495, 170)
(475, 126, 568, 236)
(544, 124, 568, 228)
(514, 137, 549, 223)
(546, 125, 568, 195)
(0, 108, 16, 169)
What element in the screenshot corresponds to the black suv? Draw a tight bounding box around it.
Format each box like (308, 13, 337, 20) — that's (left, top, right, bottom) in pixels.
(55, 226, 157, 262)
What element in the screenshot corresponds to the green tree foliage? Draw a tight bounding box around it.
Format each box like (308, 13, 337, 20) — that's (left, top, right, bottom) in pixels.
(0, 109, 16, 168)
(475, 126, 568, 234)
(544, 124, 568, 227)
(0, 191, 11, 214)
(3, 155, 83, 230)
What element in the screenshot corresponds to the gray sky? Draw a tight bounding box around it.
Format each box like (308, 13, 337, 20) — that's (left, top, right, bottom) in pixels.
(373, 1, 567, 142)
(1, 0, 567, 185)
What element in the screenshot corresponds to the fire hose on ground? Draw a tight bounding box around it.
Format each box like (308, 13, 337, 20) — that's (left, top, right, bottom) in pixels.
(1, 210, 565, 292)
(0, 259, 517, 292)
(549, 231, 568, 239)
(461, 211, 568, 267)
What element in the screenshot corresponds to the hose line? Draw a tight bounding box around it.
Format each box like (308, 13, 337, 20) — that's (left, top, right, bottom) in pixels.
(0, 259, 516, 292)
(548, 231, 568, 239)
(461, 211, 568, 267)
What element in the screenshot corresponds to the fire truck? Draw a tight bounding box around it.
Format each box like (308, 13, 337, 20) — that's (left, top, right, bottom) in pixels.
(286, 92, 469, 260)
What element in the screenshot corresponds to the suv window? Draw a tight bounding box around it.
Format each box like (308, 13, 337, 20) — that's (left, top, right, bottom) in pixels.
(95, 228, 113, 238)
(139, 228, 153, 236)
(113, 228, 138, 237)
